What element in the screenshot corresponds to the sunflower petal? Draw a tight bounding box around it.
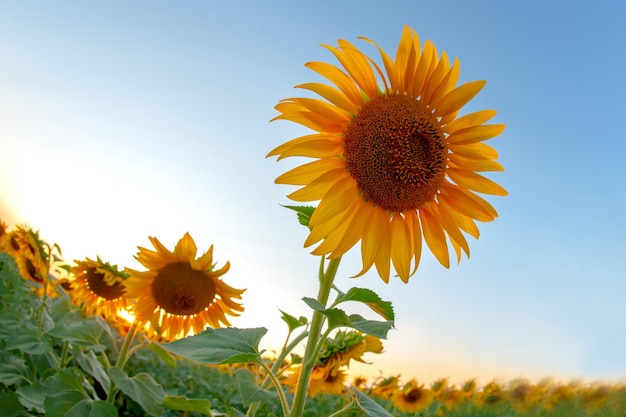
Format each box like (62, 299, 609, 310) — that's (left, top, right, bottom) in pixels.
(419, 207, 450, 268)
(390, 214, 412, 283)
(435, 80, 486, 117)
(448, 124, 506, 145)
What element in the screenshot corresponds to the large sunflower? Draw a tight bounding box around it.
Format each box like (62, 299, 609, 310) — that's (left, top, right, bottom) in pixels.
(268, 25, 506, 282)
(124, 233, 245, 341)
(70, 257, 129, 319)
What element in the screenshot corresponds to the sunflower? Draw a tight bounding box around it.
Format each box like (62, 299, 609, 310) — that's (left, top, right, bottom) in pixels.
(284, 364, 347, 396)
(5, 225, 49, 287)
(268, 25, 506, 282)
(70, 257, 129, 319)
(392, 379, 433, 412)
(124, 233, 245, 341)
(0, 219, 8, 247)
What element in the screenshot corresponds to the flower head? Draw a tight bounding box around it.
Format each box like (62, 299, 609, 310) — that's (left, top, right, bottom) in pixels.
(124, 233, 245, 341)
(392, 379, 432, 412)
(70, 257, 129, 319)
(269, 25, 506, 282)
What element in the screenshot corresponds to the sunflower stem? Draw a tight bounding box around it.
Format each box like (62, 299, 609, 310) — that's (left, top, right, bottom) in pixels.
(107, 321, 138, 403)
(289, 256, 341, 417)
(258, 359, 290, 417)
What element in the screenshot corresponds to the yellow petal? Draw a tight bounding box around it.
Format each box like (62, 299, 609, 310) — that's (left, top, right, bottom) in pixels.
(405, 210, 423, 278)
(296, 82, 358, 114)
(308, 177, 356, 228)
(288, 168, 348, 202)
(352, 209, 380, 279)
(444, 109, 497, 134)
(448, 154, 504, 172)
(435, 80, 486, 117)
(440, 184, 497, 222)
(419, 206, 450, 268)
(422, 51, 450, 105)
(450, 142, 499, 160)
(359, 36, 398, 92)
(430, 57, 460, 108)
(271, 135, 343, 161)
(390, 214, 412, 283)
(447, 168, 508, 196)
(305, 61, 363, 106)
(328, 200, 370, 259)
(448, 124, 506, 145)
(275, 158, 344, 185)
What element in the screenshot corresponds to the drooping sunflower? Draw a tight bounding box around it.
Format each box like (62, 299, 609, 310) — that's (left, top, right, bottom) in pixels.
(70, 257, 129, 319)
(268, 25, 506, 282)
(283, 364, 347, 396)
(5, 225, 49, 287)
(124, 233, 245, 342)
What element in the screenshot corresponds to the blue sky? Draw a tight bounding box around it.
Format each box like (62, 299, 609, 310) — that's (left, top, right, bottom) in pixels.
(1, 1, 625, 385)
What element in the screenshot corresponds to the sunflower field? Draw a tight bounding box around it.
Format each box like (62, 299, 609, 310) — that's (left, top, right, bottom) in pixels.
(0, 222, 624, 417)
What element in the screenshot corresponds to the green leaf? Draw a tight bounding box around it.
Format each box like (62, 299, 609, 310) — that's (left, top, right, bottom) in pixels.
(145, 342, 176, 369)
(16, 382, 45, 413)
(282, 205, 315, 228)
(72, 347, 110, 396)
(302, 297, 325, 312)
(0, 352, 29, 386)
(279, 309, 307, 332)
(0, 390, 30, 417)
(47, 319, 104, 348)
(348, 315, 394, 339)
(335, 287, 395, 321)
(159, 327, 266, 365)
(109, 367, 165, 417)
(43, 368, 90, 417)
(4, 328, 53, 355)
(350, 388, 394, 417)
(321, 308, 352, 330)
(235, 369, 278, 407)
(64, 399, 118, 417)
(162, 395, 212, 416)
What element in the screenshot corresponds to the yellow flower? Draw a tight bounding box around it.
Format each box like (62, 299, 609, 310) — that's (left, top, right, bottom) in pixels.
(70, 257, 129, 319)
(268, 25, 506, 282)
(392, 379, 432, 412)
(319, 331, 383, 371)
(4, 225, 49, 287)
(370, 375, 400, 399)
(0, 219, 8, 248)
(283, 364, 347, 396)
(124, 233, 245, 341)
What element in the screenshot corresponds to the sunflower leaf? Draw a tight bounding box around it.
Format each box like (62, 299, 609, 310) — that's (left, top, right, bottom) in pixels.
(279, 309, 308, 332)
(109, 367, 165, 417)
(334, 287, 395, 321)
(350, 387, 394, 417)
(145, 342, 176, 369)
(282, 205, 316, 228)
(348, 314, 394, 339)
(321, 308, 352, 330)
(302, 297, 325, 311)
(159, 327, 267, 365)
(235, 368, 278, 407)
(161, 395, 213, 416)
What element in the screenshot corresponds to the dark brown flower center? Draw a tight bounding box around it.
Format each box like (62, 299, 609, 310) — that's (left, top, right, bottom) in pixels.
(25, 258, 43, 282)
(151, 262, 216, 315)
(344, 95, 447, 212)
(405, 388, 422, 403)
(86, 267, 125, 300)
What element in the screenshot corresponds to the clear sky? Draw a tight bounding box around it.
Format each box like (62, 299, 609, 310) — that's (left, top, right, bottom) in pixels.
(1, 1, 625, 385)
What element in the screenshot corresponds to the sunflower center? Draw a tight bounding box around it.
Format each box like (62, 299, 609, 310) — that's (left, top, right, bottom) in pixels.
(151, 262, 216, 316)
(25, 258, 43, 282)
(344, 95, 447, 212)
(405, 388, 422, 403)
(85, 267, 125, 300)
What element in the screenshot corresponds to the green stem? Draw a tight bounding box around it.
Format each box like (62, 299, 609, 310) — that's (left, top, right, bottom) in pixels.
(258, 360, 290, 417)
(262, 330, 309, 390)
(289, 256, 341, 417)
(106, 322, 139, 403)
